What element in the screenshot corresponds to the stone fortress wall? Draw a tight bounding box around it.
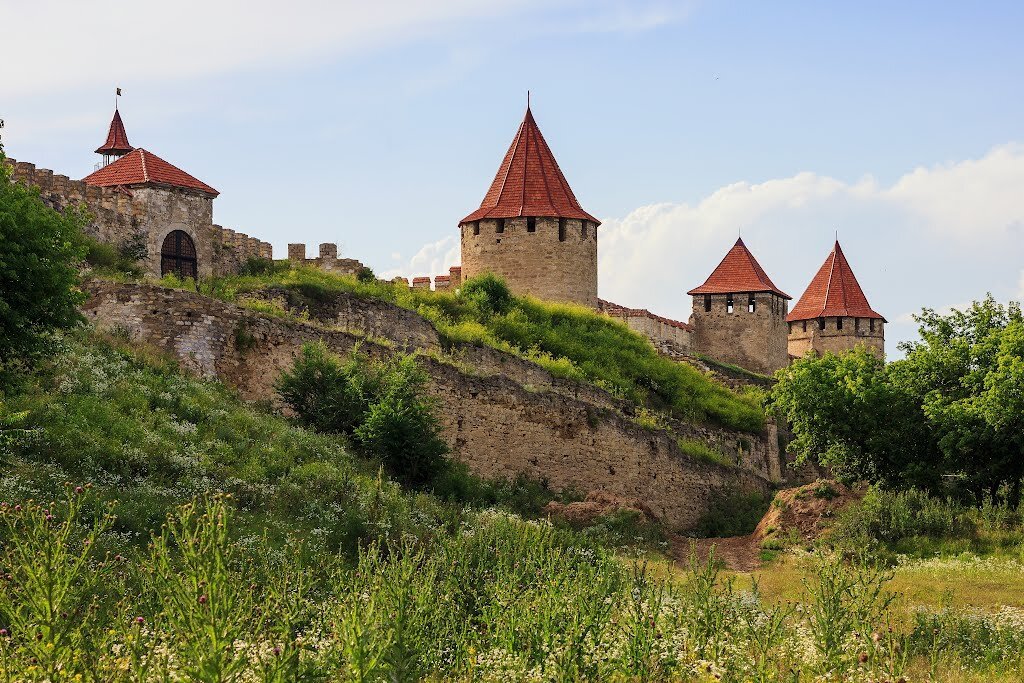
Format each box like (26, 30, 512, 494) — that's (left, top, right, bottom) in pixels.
(598, 299, 693, 357)
(460, 216, 598, 308)
(5, 157, 272, 278)
(81, 281, 782, 531)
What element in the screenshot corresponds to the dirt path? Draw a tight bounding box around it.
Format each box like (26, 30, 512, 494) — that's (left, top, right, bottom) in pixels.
(670, 533, 763, 572)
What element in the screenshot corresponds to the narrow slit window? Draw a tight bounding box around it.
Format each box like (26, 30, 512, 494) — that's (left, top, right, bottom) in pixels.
(837, 317, 843, 330)
(704, 294, 712, 312)
(581, 221, 588, 238)
(496, 219, 505, 234)
(726, 294, 734, 314)
(472, 221, 480, 236)
(558, 218, 566, 242)
(870, 318, 875, 332)
(818, 317, 826, 330)
(802, 320, 807, 332)
(788, 322, 793, 333)
(748, 293, 756, 313)
(855, 317, 861, 331)
(527, 217, 536, 233)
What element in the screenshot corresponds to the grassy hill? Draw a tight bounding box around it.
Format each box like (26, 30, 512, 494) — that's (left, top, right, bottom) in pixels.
(2, 330, 1023, 681)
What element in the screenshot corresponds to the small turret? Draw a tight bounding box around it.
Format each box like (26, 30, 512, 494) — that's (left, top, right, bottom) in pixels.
(95, 109, 133, 167)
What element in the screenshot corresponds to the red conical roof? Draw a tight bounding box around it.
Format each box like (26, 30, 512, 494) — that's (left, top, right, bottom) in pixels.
(787, 241, 885, 322)
(95, 109, 133, 156)
(687, 238, 790, 299)
(82, 148, 219, 197)
(460, 106, 598, 224)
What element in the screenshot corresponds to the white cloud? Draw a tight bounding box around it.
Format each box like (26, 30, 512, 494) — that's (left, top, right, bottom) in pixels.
(0, 0, 690, 98)
(382, 235, 459, 281)
(0, 0, 541, 97)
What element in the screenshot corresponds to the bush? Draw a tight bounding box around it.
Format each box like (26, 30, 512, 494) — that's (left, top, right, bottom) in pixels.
(694, 488, 771, 537)
(0, 148, 87, 368)
(354, 355, 448, 486)
(276, 343, 381, 435)
(279, 344, 448, 486)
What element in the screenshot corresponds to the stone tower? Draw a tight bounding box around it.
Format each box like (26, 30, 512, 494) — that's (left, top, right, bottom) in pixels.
(459, 105, 599, 308)
(787, 240, 885, 358)
(95, 109, 133, 168)
(687, 238, 791, 375)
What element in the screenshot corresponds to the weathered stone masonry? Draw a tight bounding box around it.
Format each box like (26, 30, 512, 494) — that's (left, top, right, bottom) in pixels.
(81, 281, 780, 530)
(4, 157, 271, 277)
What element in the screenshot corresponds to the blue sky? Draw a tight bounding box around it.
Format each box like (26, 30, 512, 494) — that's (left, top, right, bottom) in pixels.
(3, 0, 1022, 355)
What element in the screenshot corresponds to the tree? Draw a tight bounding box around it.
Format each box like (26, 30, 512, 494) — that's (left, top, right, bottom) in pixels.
(0, 147, 87, 371)
(891, 297, 1024, 503)
(770, 347, 935, 488)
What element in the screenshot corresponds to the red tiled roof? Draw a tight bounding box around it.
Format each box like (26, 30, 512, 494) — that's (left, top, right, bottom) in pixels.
(95, 109, 133, 155)
(82, 148, 219, 197)
(787, 241, 885, 322)
(461, 106, 598, 224)
(687, 238, 790, 299)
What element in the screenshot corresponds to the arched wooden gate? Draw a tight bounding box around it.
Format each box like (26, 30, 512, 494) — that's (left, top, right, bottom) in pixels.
(160, 230, 197, 279)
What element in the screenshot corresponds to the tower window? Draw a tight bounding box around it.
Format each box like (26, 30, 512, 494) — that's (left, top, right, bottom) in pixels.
(527, 217, 536, 233)
(802, 320, 807, 332)
(818, 317, 826, 330)
(704, 294, 712, 312)
(870, 318, 875, 332)
(855, 317, 861, 331)
(788, 322, 793, 333)
(472, 222, 480, 236)
(581, 221, 588, 238)
(496, 219, 505, 234)
(558, 218, 566, 242)
(748, 293, 756, 313)
(726, 294, 734, 314)
(837, 317, 843, 330)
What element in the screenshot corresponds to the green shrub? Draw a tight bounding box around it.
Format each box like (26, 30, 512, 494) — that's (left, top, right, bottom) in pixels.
(694, 488, 771, 537)
(354, 355, 448, 486)
(0, 148, 87, 368)
(277, 342, 381, 435)
(678, 438, 733, 467)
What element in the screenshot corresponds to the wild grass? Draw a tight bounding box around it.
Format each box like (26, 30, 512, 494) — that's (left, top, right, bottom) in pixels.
(144, 266, 765, 433)
(2, 493, 1022, 681)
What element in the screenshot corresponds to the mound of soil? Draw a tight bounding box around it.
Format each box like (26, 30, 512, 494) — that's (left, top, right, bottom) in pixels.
(544, 490, 658, 526)
(673, 479, 862, 573)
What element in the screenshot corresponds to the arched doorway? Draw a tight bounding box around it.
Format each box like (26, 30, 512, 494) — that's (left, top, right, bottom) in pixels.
(160, 230, 197, 279)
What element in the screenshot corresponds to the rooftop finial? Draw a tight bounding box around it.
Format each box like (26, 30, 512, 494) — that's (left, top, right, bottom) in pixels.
(527, 89, 531, 110)
(115, 86, 122, 110)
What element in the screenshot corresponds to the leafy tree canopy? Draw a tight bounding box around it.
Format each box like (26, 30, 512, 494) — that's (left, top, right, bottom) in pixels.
(0, 147, 87, 373)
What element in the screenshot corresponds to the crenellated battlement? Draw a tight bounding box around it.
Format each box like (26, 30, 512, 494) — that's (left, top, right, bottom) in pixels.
(599, 299, 693, 357)
(393, 266, 463, 292)
(286, 242, 366, 277)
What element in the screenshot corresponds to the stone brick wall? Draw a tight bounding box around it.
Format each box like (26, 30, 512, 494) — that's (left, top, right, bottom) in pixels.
(460, 216, 598, 307)
(599, 300, 693, 357)
(5, 157, 271, 278)
(787, 316, 885, 359)
(688, 293, 790, 375)
(80, 281, 781, 530)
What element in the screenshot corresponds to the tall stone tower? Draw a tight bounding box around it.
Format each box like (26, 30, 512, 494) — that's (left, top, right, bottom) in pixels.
(459, 105, 599, 308)
(787, 241, 885, 358)
(687, 238, 791, 375)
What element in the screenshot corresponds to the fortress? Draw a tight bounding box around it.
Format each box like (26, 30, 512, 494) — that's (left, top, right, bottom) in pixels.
(6, 100, 884, 379)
